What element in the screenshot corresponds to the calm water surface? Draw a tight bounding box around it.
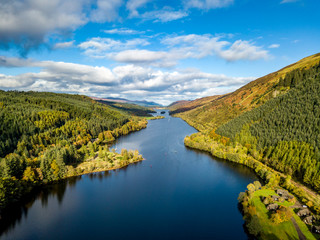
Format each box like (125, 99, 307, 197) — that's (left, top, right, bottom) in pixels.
(1, 110, 257, 239)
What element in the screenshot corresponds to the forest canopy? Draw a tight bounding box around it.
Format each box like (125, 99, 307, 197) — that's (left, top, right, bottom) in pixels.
(215, 62, 320, 190)
(0, 91, 148, 209)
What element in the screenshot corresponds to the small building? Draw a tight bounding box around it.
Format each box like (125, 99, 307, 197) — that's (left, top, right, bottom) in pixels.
(267, 203, 279, 211)
(304, 216, 313, 224)
(284, 194, 294, 200)
(297, 209, 310, 217)
(276, 189, 294, 201)
(272, 195, 280, 201)
(312, 225, 320, 234)
(276, 189, 288, 196)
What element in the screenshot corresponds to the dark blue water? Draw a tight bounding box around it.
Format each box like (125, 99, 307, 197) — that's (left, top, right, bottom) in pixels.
(0, 110, 257, 239)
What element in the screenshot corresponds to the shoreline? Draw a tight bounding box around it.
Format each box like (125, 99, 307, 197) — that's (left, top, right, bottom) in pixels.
(72, 158, 144, 177)
(183, 131, 320, 239)
(0, 118, 153, 214)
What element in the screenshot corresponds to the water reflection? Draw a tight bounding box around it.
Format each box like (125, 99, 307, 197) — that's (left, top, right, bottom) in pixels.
(0, 161, 144, 237)
(0, 176, 80, 235)
(188, 146, 256, 179)
(1, 111, 257, 240)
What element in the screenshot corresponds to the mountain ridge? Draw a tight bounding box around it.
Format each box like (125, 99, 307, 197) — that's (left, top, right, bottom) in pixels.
(170, 53, 320, 131)
(91, 97, 162, 107)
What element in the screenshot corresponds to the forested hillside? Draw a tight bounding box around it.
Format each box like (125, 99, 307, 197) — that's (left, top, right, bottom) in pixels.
(182, 55, 320, 238)
(180, 54, 320, 192)
(97, 99, 155, 117)
(0, 91, 147, 209)
(171, 53, 320, 131)
(215, 61, 320, 190)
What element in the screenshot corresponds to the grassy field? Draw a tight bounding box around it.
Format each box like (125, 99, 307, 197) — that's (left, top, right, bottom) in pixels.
(251, 189, 316, 240)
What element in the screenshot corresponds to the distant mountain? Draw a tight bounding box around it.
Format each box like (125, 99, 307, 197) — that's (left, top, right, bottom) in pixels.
(170, 53, 320, 131)
(91, 97, 162, 107)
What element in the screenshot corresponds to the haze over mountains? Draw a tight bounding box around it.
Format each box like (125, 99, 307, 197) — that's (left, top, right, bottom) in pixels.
(0, 1, 319, 105)
(91, 97, 162, 107)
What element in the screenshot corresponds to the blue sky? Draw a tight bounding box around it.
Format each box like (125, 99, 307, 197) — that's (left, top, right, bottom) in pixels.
(0, 0, 319, 105)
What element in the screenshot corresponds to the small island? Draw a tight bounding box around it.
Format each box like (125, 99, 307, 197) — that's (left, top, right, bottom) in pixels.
(147, 116, 165, 120)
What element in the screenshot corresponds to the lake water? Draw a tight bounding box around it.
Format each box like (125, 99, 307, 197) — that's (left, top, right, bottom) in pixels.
(0, 110, 257, 239)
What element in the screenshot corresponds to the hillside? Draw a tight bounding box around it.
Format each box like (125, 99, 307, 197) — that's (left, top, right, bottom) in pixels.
(0, 91, 149, 158)
(170, 53, 320, 131)
(0, 91, 148, 209)
(169, 95, 223, 115)
(167, 100, 191, 111)
(215, 60, 320, 190)
(182, 54, 320, 238)
(97, 100, 156, 117)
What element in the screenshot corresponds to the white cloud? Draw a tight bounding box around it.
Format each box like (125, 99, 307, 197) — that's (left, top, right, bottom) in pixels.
(0, 0, 238, 54)
(161, 34, 229, 58)
(268, 44, 280, 49)
(0, 0, 125, 53)
(0, 56, 255, 105)
(109, 49, 175, 67)
(126, 0, 150, 17)
(54, 41, 75, 49)
(0, 56, 34, 68)
(141, 9, 188, 22)
(280, 0, 299, 3)
(79, 34, 270, 66)
(90, 0, 123, 22)
(185, 0, 234, 9)
(78, 37, 150, 58)
(104, 28, 145, 35)
(217, 40, 269, 61)
(0, 0, 88, 54)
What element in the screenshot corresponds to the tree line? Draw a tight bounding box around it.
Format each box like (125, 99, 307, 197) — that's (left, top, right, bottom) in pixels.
(215, 62, 320, 191)
(0, 91, 147, 210)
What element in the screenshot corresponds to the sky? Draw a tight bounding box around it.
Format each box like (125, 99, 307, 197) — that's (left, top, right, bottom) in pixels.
(0, 0, 319, 105)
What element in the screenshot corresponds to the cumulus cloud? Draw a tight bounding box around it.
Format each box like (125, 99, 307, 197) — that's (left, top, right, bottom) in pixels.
(0, 56, 34, 68)
(78, 37, 150, 58)
(109, 49, 176, 67)
(79, 34, 270, 66)
(54, 41, 75, 49)
(0, 56, 255, 105)
(0, 0, 123, 54)
(104, 28, 145, 35)
(90, 0, 123, 22)
(140, 9, 188, 22)
(217, 40, 269, 61)
(185, 0, 234, 9)
(268, 44, 280, 49)
(126, 0, 150, 17)
(280, 0, 299, 3)
(0, 0, 238, 54)
(0, 0, 89, 55)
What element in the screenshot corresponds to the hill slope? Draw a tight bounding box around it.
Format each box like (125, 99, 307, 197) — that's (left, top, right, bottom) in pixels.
(170, 53, 320, 131)
(0, 91, 131, 158)
(0, 91, 149, 209)
(215, 60, 320, 190)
